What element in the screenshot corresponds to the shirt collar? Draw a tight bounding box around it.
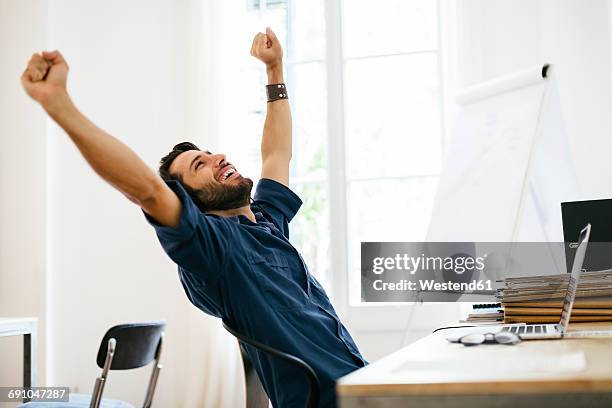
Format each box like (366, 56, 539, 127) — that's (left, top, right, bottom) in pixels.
(223, 209, 265, 225)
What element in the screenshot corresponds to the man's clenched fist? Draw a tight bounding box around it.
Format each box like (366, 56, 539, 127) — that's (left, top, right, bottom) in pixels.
(21, 50, 69, 107)
(250, 27, 283, 70)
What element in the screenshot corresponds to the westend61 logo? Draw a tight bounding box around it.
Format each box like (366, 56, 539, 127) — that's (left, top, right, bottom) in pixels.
(361, 241, 582, 302)
(372, 253, 486, 275)
(361, 242, 500, 302)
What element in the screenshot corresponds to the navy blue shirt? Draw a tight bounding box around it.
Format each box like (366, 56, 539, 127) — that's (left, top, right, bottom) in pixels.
(145, 178, 367, 407)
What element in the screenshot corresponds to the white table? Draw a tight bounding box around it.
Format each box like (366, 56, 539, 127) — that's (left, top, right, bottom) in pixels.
(337, 322, 612, 408)
(0, 318, 37, 402)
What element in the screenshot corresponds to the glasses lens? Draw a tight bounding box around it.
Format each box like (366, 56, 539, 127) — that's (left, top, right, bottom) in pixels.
(494, 332, 521, 345)
(459, 333, 486, 346)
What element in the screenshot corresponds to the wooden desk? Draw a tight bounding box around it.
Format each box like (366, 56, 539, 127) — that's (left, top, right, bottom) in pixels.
(0, 318, 37, 402)
(337, 322, 612, 408)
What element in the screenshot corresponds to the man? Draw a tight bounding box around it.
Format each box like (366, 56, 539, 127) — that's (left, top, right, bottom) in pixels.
(21, 27, 366, 407)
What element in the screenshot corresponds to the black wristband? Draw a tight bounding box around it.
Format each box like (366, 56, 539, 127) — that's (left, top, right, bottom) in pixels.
(266, 83, 288, 103)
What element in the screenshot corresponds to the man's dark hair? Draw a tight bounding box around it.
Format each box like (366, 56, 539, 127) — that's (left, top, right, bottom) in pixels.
(159, 141, 200, 182)
(158, 142, 207, 211)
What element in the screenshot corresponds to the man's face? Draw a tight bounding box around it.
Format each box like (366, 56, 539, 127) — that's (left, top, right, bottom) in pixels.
(169, 149, 253, 212)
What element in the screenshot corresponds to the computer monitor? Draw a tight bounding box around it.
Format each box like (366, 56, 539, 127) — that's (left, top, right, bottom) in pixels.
(562, 199, 612, 272)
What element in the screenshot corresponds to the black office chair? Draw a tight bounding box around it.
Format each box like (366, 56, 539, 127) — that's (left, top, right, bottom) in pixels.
(19, 321, 165, 408)
(222, 320, 320, 408)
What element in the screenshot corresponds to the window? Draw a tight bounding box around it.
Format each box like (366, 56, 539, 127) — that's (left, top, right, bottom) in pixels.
(210, 0, 444, 308)
(341, 0, 443, 304)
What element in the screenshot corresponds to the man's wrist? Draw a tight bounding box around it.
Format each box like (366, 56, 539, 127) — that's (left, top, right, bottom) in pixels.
(266, 62, 284, 84)
(42, 91, 74, 117)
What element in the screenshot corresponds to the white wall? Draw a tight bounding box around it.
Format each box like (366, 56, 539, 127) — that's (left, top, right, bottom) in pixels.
(459, 0, 612, 197)
(45, 0, 196, 405)
(0, 2, 245, 406)
(0, 1, 246, 406)
(0, 0, 48, 398)
(44, 0, 245, 406)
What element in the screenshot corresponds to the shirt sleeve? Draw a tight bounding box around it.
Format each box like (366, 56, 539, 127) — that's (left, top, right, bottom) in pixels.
(252, 178, 303, 238)
(143, 180, 232, 281)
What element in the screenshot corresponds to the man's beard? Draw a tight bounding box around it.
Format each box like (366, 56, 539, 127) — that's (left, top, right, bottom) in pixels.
(186, 177, 253, 212)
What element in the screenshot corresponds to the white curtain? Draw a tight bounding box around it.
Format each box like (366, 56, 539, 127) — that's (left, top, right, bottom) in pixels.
(180, 1, 252, 406)
(181, 308, 245, 408)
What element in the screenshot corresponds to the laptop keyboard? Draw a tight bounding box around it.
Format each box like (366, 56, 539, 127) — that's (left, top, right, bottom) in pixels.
(501, 325, 548, 334)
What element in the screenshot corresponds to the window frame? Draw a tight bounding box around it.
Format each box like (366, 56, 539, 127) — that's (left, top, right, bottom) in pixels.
(322, 0, 459, 329)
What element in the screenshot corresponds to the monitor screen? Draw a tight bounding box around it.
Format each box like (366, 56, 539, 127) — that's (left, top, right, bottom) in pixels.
(562, 199, 612, 272)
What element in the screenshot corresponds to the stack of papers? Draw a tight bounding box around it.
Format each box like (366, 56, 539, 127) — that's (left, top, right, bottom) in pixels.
(496, 270, 612, 323)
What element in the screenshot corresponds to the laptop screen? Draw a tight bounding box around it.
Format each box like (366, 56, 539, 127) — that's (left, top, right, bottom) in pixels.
(559, 224, 591, 331)
(562, 199, 612, 272)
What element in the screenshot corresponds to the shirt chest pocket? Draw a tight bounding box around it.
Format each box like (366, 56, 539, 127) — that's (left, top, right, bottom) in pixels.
(247, 250, 308, 311)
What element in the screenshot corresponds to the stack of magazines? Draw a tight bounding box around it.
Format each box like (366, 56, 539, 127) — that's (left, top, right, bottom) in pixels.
(497, 270, 612, 323)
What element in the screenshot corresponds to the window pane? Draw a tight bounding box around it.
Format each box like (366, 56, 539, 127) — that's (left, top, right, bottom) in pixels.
(343, 0, 438, 58)
(290, 182, 331, 289)
(344, 54, 442, 180)
(346, 177, 439, 303)
(244, 2, 288, 49)
(288, 0, 326, 61)
(247, 0, 287, 11)
(217, 3, 289, 183)
(288, 62, 327, 180)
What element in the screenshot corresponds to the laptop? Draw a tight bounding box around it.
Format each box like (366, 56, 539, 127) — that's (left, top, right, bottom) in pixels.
(499, 223, 591, 339)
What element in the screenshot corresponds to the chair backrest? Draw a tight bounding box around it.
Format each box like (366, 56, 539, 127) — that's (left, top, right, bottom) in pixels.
(91, 321, 165, 408)
(238, 343, 269, 408)
(222, 320, 320, 408)
(96, 321, 165, 370)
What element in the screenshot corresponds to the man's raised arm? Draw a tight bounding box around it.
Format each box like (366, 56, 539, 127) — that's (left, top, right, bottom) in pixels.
(21, 51, 182, 227)
(251, 27, 292, 186)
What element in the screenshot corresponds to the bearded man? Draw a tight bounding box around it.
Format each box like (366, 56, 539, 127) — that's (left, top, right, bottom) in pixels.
(21, 27, 366, 408)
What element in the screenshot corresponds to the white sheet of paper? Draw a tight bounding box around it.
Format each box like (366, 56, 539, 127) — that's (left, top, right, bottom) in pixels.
(392, 351, 586, 375)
